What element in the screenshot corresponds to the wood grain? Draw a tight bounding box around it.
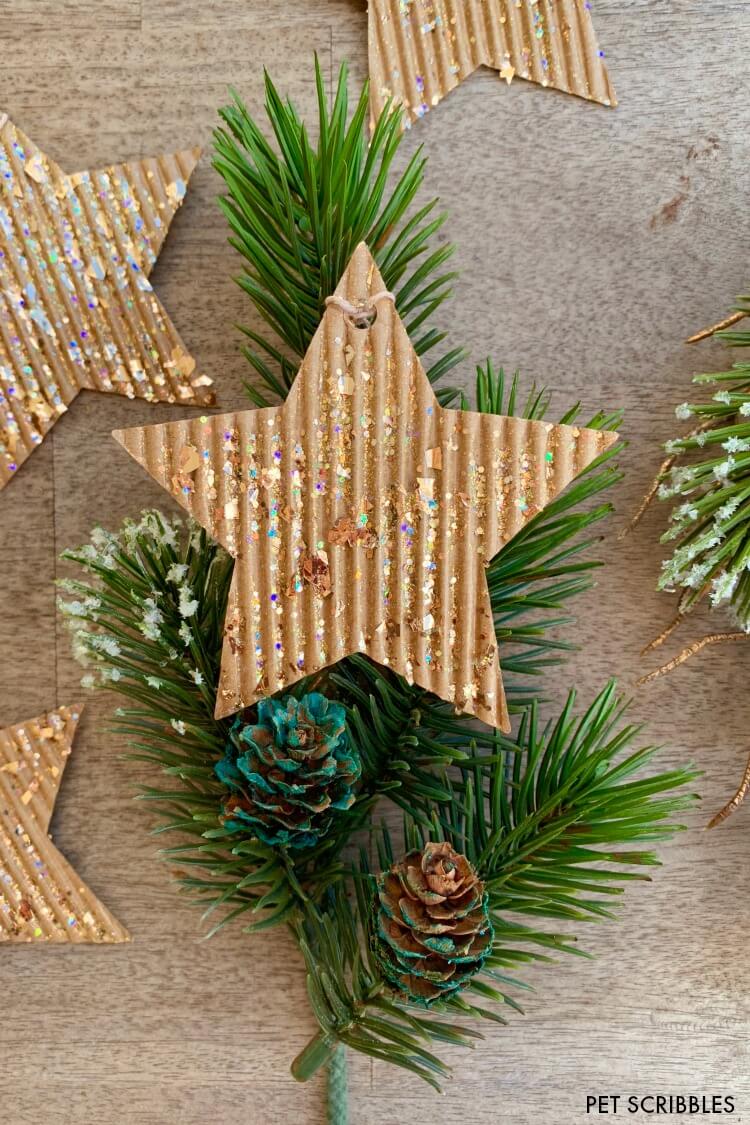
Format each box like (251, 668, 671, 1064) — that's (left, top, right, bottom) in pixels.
(1, 2, 749, 1122)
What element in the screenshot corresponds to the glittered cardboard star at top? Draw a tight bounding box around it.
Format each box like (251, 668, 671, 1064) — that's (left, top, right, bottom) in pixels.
(0, 704, 130, 943)
(0, 115, 215, 491)
(368, 0, 617, 129)
(114, 243, 617, 732)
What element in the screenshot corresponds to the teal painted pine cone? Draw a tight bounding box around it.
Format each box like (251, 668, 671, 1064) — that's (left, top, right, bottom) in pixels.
(215, 692, 360, 849)
(372, 841, 493, 1006)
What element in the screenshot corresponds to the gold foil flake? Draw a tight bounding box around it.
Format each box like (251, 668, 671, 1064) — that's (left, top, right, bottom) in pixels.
(178, 444, 202, 474)
(0, 706, 130, 944)
(23, 152, 46, 183)
(328, 514, 378, 550)
(499, 60, 516, 85)
(368, 0, 617, 130)
(300, 551, 332, 598)
(0, 117, 215, 490)
(114, 243, 617, 733)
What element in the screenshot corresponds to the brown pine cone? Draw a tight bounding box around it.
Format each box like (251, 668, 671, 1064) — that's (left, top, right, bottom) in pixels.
(372, 841, 493, 1005)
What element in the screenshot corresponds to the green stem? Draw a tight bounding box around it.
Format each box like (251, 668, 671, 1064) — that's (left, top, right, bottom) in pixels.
(327, 1046, 348, 1125)
(291, 1030, 338, 1082)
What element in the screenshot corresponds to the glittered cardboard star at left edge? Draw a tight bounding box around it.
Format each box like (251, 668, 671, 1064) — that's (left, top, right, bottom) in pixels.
(0, 704, 130, 943)
(0, 115, 215, 491)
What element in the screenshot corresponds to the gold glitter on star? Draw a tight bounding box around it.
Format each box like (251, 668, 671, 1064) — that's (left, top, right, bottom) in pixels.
(114, 243, 617, 732)
(0, 704, 130, 943)
(0, 116, 215, 491)
(368, 0, 617, 129)
(499, 61, 516, 86)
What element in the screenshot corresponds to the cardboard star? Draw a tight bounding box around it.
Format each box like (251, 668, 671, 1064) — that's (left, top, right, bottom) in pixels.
(368, 0, 617, 129)
(0, 704, 130, 943)
(0, 115, 215, 491)
(114, 243, 617, 732)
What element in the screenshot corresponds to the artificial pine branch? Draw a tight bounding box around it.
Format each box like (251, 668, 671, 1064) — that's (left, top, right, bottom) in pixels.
(60, 512, 697, 1090)
(214, 58, 464, 406)
(395, 681, 697, 942)
(293, 680, 697, 1089)
(56, 58, 695, 1096)
(659, 297, 750, 626)
(649, 296, 750, 826)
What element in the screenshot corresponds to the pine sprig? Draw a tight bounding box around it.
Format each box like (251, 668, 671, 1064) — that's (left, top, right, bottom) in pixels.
(659, 298, 750, 625)
(214, 58, 464, 407)
(394, 681, 697, 946)
(291, 683, 697, 1089)
(291, 884, 484, 1092)
(60, 512, 697, 1090)
(59, 514, 302, 935)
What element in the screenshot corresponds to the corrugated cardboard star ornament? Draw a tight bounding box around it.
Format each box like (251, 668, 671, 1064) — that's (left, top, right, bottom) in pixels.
(114, 243, 617, 732)
(0, 114, 214, 491)
(368, 0, 617, 129)
(0, 704, 130, 943)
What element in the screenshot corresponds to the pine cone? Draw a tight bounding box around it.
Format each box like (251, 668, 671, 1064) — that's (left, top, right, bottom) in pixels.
(215, 692, 360, 849)
(372, 841, 493, 1005)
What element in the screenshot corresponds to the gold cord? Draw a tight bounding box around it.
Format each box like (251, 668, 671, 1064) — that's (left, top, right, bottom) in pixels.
(638, 631, 750, 685)
(707, 749, 750, 828)
(686, 310, 746, 344)
(618, 451, 680, 541)
(641, 610, 686, 656)
(618, 423, 712, 541)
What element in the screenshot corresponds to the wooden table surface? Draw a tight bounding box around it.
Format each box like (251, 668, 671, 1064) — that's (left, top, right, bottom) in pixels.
(1, 3, 749, 1122)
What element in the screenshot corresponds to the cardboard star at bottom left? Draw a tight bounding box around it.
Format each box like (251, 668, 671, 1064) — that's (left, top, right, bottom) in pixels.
(0, 704, 129, 943)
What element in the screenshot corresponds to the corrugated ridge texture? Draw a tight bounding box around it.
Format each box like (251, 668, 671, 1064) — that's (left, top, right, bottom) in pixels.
(0, 117, 214, 491)
(114, 242, 617, 732)
(0, 704, 130, 943)
(368, 0, 617, 128)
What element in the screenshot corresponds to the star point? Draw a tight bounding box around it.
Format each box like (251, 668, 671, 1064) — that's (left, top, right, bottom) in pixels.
(368, 0, 617, 129)
(0, 704, 130, 943)
(0, 117, 215, 491)
(114, 242, 617, 732)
